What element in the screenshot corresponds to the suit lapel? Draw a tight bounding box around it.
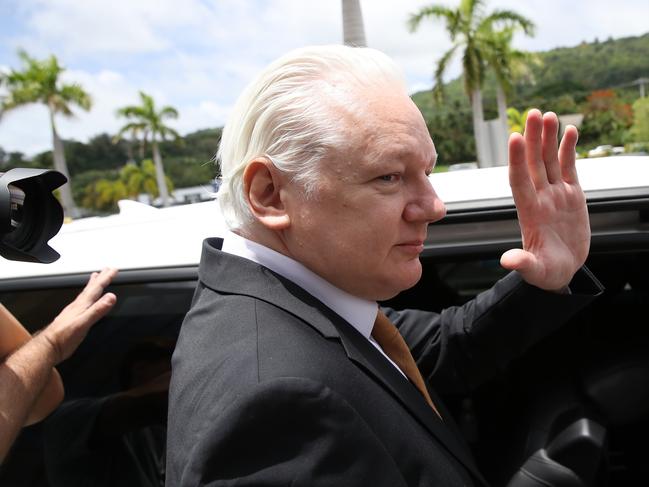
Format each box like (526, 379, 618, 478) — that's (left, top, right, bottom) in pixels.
(200, 238, 486, 484)
(330, 309, 485, 484)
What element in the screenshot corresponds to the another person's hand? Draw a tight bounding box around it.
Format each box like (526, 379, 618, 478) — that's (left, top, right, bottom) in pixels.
(0, 268, 118, 460)
(500, 109, 590, 291)
(37, 268, 118, 364)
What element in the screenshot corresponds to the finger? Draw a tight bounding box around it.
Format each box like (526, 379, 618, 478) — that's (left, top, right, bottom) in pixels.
(541, 112, 561, 183)
(93, 268, 118, 289)
(508, 132, 536, 209)
(77, 293, 117, 331)
(559, 125, 580, 184)
(78, 272, 99, 294)
(523, 109, 547, 188)
(500, 248, 538, 274)
(77, 268, 118, 306)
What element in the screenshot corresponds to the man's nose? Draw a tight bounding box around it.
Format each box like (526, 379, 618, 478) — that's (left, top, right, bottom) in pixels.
(403, 182, 447, 223)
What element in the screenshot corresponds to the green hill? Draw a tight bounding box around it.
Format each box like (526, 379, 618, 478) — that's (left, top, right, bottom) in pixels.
(412, 32, 649, 164)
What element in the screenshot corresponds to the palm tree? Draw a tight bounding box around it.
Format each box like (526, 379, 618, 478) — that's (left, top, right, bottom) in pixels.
(121, 159, 172, 201)
(82, 178, 127, 212)
(115, 92, 180, 207)
(82, 159, 173, 212)
(0, 50, 91, 217)
(408, 0, 534, 167)
(113, 125, 144, 164)
(342, 0, 367, 47)
(484, 26, 536, 155)
(506, 107, 530, 134)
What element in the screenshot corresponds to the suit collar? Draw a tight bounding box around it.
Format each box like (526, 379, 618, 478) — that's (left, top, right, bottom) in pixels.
(221, 231, 377, 339)
(199, 238, 340, 338)
(199, 237, 486, 484)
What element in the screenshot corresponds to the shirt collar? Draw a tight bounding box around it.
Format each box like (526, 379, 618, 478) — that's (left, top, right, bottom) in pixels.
(221, 231, 378, 338)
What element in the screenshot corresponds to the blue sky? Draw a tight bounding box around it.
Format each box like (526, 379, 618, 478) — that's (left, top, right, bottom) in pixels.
(1, 0, 648, 156)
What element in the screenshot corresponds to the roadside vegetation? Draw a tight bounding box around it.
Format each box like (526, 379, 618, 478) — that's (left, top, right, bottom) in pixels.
(414, 32, 649, 168)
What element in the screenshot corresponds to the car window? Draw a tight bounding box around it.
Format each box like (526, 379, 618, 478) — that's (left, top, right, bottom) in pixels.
(0, 279, 196, 487)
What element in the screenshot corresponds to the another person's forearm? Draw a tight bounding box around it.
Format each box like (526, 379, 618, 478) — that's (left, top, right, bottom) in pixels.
(25, 367, 63, 425)
(0, 268, 117, 462)
(0, 304, 64, 426)
(0, 333, 61, 462)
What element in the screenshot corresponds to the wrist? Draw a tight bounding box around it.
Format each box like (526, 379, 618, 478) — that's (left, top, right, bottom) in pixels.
(31, 330, 62, 366)
(553, 285, 571, 295)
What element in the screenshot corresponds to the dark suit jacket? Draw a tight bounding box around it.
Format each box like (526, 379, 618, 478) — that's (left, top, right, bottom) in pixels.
(166, 238, 602, 486)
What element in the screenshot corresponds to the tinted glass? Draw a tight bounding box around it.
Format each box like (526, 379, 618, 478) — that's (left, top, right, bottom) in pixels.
(0, 280, 195, 487)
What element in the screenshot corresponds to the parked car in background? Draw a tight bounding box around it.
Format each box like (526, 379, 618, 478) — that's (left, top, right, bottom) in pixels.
(1, 156, 648, 486)
(588, 145, 614, 157)
(448, 162, 479, 171)
(587, 145, 625, 158)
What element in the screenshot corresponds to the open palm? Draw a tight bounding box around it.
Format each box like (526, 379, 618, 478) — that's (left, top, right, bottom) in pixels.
(500, 109, 590, 291)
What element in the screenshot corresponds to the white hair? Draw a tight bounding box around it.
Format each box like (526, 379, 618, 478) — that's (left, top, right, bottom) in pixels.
(216, 44, 407, 230)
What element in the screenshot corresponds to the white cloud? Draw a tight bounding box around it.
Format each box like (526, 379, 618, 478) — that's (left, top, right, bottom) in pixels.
(10, 0, 223, 57)
(0, 104, 52, 155)
(0, 68, 138, 155)
(171, 100, 232, 137)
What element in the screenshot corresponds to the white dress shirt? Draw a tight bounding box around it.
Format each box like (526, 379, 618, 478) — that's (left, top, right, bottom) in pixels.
(221, 231, 406, 377)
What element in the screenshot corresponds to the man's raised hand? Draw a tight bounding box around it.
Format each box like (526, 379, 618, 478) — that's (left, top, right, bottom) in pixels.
(500, 109, 590, 291)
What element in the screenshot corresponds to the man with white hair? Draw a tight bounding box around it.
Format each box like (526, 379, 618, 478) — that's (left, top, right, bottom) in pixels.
(166, 45, 601, 486)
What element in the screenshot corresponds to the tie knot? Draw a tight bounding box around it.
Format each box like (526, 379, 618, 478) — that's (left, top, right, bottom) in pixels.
(372, 310, 400, 344)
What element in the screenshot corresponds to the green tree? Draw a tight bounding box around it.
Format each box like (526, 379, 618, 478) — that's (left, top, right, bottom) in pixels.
(408, 0, 534, 166)
(0, 50, 91, 217)
(120, 159, 173, 200)
(82, 178, 127, 212)
(629, 97, 649, 143)
(579, 89, 632, 147)
(66, 133, 129, 174)
(507, 107, 530, 134)
(115, 91, 180, 207)
(81, 159, 173, 212)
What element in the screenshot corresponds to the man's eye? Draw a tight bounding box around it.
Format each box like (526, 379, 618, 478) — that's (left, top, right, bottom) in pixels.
(378, 174, 400, 183)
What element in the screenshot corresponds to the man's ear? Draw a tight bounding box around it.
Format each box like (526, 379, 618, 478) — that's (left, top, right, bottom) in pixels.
(243, 158, 291, 230)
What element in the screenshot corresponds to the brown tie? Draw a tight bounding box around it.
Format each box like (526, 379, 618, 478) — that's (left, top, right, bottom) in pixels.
(372, 310, 442, 419)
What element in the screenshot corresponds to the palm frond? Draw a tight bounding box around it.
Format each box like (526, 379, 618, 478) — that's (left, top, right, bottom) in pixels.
(480, 10, 535, 36)
(408, 5, 457, 33)
(59, 83, 92, 110)
(432, 45, 459, 101)
(160, 106, 179, 119)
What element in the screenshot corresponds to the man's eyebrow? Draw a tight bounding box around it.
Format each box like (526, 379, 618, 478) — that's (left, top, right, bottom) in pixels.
(388, 147, 434, 162)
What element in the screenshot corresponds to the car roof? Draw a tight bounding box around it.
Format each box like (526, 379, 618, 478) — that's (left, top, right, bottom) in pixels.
(1, 156, 648, 280)
(0, 199, 228, 280)
(433, 156, 649, 209)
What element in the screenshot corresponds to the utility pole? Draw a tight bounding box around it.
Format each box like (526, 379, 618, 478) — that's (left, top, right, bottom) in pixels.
(614, 77, 648, 98)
